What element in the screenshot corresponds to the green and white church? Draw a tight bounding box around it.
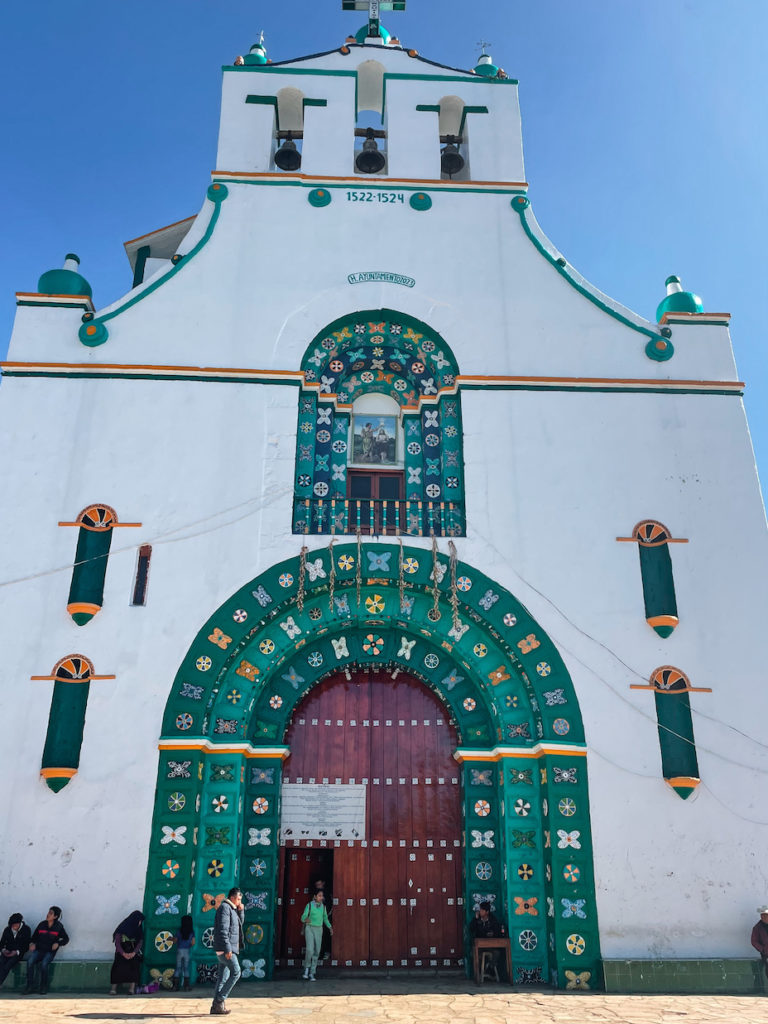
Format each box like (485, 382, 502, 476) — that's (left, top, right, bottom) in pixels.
(2, 2, 767, 994)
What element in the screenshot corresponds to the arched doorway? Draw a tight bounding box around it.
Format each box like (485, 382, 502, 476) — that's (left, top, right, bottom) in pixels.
(277, 670, 463, 970)
(143, 542, 602, 990)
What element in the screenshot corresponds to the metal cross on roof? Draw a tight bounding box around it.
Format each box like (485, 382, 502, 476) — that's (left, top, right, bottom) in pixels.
(476, 39, 492, 56)
(342, 0, 406, 39)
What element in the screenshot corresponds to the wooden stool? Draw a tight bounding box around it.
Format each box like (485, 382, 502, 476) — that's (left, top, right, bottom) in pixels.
(479, 949, 499, 983)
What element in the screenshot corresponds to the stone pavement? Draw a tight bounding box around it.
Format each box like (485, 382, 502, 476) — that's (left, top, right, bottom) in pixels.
(0, 977, 766, 1024)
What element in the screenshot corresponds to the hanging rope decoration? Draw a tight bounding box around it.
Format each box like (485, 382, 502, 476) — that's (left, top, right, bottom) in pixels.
(448, 540, 460, 633)
(431, 534, 440, 621)
(328, 538, 336, 611)
(398, 537, 405, 610)
(297, 544, 308, 612)
(356, 528, 362, 610)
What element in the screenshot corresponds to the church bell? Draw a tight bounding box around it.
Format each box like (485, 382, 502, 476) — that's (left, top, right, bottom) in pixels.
(355, 128, 386, 174)
(440, 135, 465, 177)
(274, 132, 302, 171)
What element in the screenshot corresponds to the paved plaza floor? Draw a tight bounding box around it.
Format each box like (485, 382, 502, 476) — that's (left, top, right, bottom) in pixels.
(0, 978, 767, 1024)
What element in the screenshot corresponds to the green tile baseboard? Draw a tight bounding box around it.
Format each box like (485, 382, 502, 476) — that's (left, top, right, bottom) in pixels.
(603, 958, 766, 995)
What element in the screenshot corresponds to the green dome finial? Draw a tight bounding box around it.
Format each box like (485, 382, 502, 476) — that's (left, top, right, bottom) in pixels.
(245, 30, 268, 65)
(355, 21, 391, 44)
(38, 254, 92, 298)
(474, 40, 498, 77)
(656, 275, 703, 322)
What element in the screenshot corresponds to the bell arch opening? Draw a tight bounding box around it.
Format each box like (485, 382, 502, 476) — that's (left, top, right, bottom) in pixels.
(143, 542, 602, 989)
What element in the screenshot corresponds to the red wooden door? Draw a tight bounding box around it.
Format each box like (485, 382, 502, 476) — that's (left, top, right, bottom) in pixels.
(280, 671, 463, 969)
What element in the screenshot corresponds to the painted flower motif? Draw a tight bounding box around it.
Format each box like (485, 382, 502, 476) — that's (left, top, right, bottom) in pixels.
(473, 643, 487, 658)
(249, 859, 267, 877)
(563, 864, 581, 883)
(154, 931, 174, 952)
(297, 474, 311, 488)
(503, 613, 518, 627)
(407, 442, 422, 455)
(278, 573, 294, 588)
(565, 970, 591, 990)
(456, 575, 472, 592)
(424, 433, 440, 447)
(252, 797, 269, 814)
(566, 934, 586, 956)
(361, 371, 375, 383)
(517, 634, 540, 654)
(259, 639, 275, 655)
(195, 656, 212, 672)
(372, 346, 384, 356)
(536, 662, 551, 677)
(517, 864, 534, 880)
(248, 827, 271, 846)
(232, 609, 248, 623)
(425, 484, 441, 498)
(161, 826, 187, 846)
(241, 958, 266, 979)
(488, 666, 511, 686)
(513, 896, 538, 916)
(505, 695, 519, 709)
(338, 554, 354, 571)
(212, 796, 229, 813)
(463, 697, 476, 712)
(202, 927, 215, 949)
(316, 429, 331, 443)
(308, 607, 322, 621)
(226, 690, 242, 705)
(403, 556, 419, 574)
(330, 359, 344, 373)
(514, 799, 531, 817)
(558, 798, 576, 817)
(557, 829, 581, 850)
(552, 718, 570, 736)
(168, 792, 186, 812)
(362, 634, 384, 655)
(365, 594, 385, 614)
(394, 379, 407, 391)
(470, 830, 495, 848)
(207, 859, 224, 877)
(475, 862, 492, 880)
(155, 894, 181, 915)
(313, 482, 329, 497)
(161, 859, 180, 879)
(269, 695, 283, 710)
(420, 338, 434, 351)
(474, 799, 491, 817)
(307, 651, 324, 668)
(444, 425, 458, 437)
(561, 898, 587, 920)
(518, 930, 537, 951)
(299, 422, 313, 434)
(424, 653, 440, 669)
(411, 361, 425, 374)
(246, 924, 264, 946)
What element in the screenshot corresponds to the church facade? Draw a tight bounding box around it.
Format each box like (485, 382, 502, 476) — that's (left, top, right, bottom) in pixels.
(2, 9, 767, 993)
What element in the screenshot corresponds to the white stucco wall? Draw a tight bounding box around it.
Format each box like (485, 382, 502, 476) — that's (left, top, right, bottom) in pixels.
(1, 39, 766, 963)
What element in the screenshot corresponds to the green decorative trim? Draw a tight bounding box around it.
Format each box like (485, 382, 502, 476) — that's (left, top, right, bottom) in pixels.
(132, 245, 151, 289)
(245, 95, 279, 128)
(224, 66, 357, 78)
(409, 191, 432, 211)
(415, 104, 440, 112)
(143, 542, 601, 988)
(76, 185, 229, 348)
(303, 98, 328, 108)
(646, 337, 675, 361)
(459, 105, 489, 136)
(604, 958, 766, 995)
(212, 175, 527, 196)
(510, 197, 667, 346)
(307, 188, 332, 207)
(638, 547, 678, 638)
(67, 526, 113, 625)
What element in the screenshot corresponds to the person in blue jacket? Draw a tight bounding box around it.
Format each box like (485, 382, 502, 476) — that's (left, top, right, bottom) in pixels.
(210, 888, 244, 1015)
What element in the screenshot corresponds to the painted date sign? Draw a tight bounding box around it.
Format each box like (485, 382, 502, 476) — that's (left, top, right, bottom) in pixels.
(347, 271, 415, 287)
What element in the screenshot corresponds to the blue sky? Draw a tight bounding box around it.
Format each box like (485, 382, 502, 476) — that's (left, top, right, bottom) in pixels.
(2, 0, 767, 489)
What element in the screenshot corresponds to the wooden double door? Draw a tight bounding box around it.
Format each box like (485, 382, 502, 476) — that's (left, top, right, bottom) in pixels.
(278, 671, 464, 969)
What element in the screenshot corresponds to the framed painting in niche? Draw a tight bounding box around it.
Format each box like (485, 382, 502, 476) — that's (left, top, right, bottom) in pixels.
(352, 415, 397, 465)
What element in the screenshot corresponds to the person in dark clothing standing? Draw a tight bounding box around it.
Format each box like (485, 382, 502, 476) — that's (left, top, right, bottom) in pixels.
(109, 910, 144, 995)
(25, 906, 69, 994)
(211, 887, 244, 1015)
(0, 914, 31, 987)
(751, 905, 768, 980)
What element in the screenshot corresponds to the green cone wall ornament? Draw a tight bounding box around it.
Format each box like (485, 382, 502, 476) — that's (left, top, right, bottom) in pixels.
(33, 655, 116, 791)
(59, 505, 142, 625)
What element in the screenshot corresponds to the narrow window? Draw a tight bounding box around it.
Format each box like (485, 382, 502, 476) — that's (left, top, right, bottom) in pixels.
(132, 544, 153, 606)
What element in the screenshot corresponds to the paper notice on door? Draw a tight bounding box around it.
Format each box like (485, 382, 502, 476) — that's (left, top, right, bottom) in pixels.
(280, 782, 367, 842)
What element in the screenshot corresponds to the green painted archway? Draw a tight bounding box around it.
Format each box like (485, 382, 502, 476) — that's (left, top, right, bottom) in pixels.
(142, 542, 602, 990)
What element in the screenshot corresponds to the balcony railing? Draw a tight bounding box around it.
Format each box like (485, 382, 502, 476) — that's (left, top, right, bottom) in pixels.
(292, 497, 466, 537)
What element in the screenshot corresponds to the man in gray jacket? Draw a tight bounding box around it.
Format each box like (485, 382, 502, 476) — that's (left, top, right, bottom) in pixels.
(211, 888, 244, 1015)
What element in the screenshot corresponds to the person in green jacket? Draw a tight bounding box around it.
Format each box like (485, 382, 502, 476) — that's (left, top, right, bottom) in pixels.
(300, 891, 332, 981)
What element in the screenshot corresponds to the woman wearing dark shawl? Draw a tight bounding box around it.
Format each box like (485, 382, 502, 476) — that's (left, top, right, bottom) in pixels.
(109, 910, 144, 994)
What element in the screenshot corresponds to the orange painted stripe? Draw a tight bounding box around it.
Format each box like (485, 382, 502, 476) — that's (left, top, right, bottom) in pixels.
(30, 674, 115, 682)
(15, 293, 92, 300)
(212, 170, 529, 188)
(58, 521, 142, 528)
(66, 602, 102, 616)
(647, 614, 679, 628)
(40, 767, 77, 779)
(1, 361, 302, 376)
(460, 374, 744, 388)
(124, 215, 196, 247)
(666, 776, 700, 787)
